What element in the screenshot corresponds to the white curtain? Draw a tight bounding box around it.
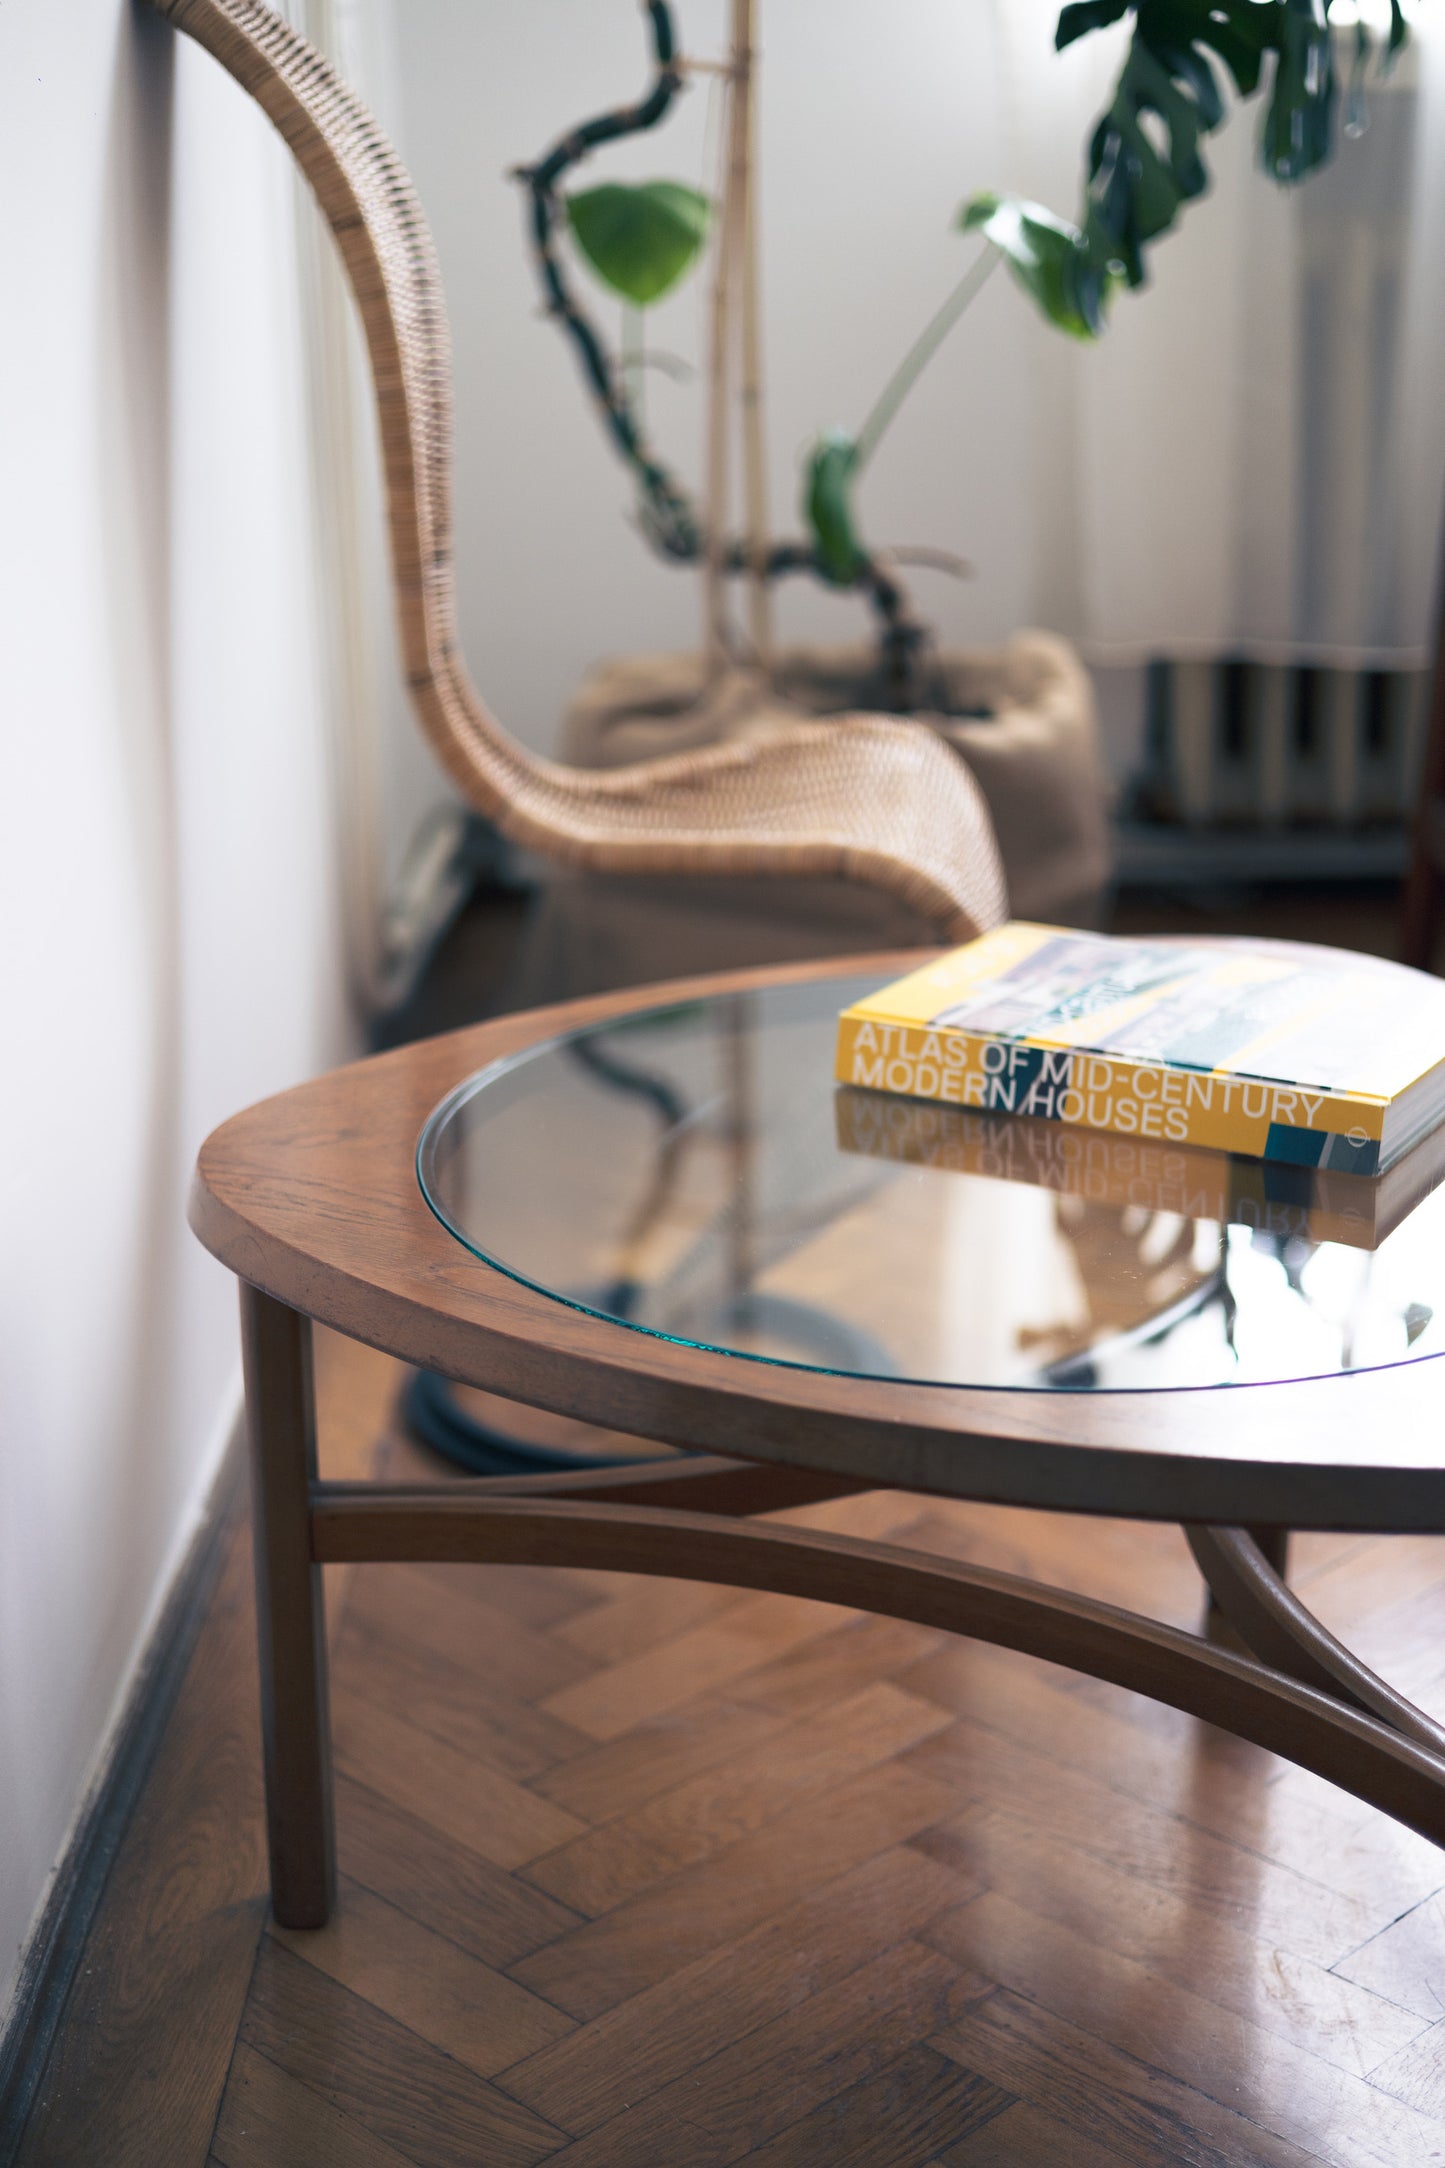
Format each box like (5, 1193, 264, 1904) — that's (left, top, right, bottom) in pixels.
(993, 3, 1445, 670)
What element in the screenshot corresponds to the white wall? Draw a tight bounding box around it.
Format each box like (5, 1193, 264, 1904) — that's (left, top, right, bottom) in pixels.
(0, 1, 355, 2020)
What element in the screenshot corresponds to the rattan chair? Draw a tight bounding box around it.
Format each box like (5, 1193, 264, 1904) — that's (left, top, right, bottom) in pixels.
(155, 0, 1007, 945)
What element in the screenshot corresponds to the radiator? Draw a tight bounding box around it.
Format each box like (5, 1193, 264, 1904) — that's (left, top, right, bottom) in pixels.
(1140, 658, 1430, 830)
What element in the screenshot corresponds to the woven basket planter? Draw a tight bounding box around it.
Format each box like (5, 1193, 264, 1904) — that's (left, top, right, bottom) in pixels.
(561, 629, 1112, 927)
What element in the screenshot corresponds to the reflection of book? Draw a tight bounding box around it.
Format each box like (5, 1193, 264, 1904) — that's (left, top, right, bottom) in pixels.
(835, 922, 1445, 1172)
(833, 1087, 1445, 1252)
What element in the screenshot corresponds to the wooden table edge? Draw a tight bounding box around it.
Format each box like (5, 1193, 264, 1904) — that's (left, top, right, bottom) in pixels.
(190, 953, 1445, 1533)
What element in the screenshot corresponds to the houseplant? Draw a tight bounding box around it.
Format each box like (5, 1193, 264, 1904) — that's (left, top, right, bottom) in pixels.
(507, 1, 1411, 925)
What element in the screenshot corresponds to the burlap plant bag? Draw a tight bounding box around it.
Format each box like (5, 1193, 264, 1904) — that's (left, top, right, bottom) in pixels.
(501, 630, 1111, 1007)
(562, 630, 1112, 926)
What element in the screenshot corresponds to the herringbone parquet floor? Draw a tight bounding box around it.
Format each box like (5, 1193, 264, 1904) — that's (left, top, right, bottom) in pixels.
(17, 888, 1442, 2164)
(203, 1374, 1445, 2168)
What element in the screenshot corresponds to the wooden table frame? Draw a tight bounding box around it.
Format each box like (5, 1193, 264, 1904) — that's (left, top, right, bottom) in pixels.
(193, 957, 1445, 1929)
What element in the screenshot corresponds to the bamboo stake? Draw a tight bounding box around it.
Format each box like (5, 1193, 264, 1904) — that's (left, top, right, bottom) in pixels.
(703, 0, 750, 680)
(736, 1, 772, 670)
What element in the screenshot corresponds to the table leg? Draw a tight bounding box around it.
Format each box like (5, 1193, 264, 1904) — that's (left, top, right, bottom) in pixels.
(1249, 1527, 1290, 1580)
(1204, 1524, 1289, 1641)
(239, 1283, 335, 1927)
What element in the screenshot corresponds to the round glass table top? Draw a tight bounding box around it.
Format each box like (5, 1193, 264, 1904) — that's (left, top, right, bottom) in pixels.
(417, 973, 1445, 1396)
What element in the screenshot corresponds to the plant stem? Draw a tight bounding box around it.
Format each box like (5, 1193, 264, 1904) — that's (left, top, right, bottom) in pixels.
(623, 303, 645, 427)
(853, 244, 999, 473)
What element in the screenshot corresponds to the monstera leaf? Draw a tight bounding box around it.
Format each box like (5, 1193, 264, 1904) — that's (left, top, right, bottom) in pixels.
(1001, 0, 1415, 325)
(804, 430, 865, 584)
(565, 181, 712, 308)
(1078, 2, 1277, 289)
(960, 193, 1108, 339)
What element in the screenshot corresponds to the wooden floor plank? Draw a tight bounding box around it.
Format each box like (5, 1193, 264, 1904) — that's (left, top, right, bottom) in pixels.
(539, 1589, 848, 1742)
(531, 1696, 787, 1825)
(929, 2096, 1193, 2167)
(507, 1760, 960, 2021)
(1289, 1534, 1445, 1621)
(333, 1697, 588, 1870)
(729, 1611, 945, 1720)
(1061, 1677, 1445, 1920)
(1329, 1588, 1445, 1714)
(893, 1502, 1206, 1631)
(928, 1889, 1445, 2168)
(335, 1606, 590, 1783)
(1331, 1890, 1445, 2023)
(522, 1681, 950, 1917)
(772, 1489, 935, 1542)
(269, 1876, 573, 2079)
(932, 1990, 1330, 2168)
(554, 1574, 751, 1665)
(433, 1558, 619, 1632)
(537, 1941, 987, 2167)
(211, 2044, 418, 2168)
(313, 1333, 406, 1478)
(346, 1560, 594, 1704)
(335, 1774, 584, 1971)
(923, 1810, 1427, 2078)
(241, 1939, 565, 2168)
(739, 2041, 1013, 2166)
(1044, 1609, 1445, 1896)
(1365, 2015, 1445, 2117)
(901, 1699, 1415, 1967)
(901, 1638, 1268, 1823)
(498, 1842, 980, 2135)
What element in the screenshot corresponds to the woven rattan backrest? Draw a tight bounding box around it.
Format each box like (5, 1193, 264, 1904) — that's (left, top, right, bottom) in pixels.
(156, 0, 1011, 939)
(156, 0, 532, 808)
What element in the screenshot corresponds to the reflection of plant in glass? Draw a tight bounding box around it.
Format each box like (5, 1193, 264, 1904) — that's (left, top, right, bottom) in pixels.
(513, 0, 1413, 700)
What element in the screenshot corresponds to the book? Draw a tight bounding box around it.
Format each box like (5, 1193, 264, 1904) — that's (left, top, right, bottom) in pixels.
(834, 923, 1445, 1174)
(833, 1086, 1445, 1250)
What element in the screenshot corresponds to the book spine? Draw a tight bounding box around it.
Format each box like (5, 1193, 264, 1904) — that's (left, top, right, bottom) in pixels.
(834, 1014, 1384, 1170)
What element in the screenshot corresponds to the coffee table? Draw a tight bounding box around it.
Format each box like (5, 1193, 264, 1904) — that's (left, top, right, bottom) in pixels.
(190, 953, 1445, 1930)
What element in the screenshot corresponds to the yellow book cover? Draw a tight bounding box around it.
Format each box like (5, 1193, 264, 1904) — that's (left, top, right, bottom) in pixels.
(835, 924, 1445, 1173)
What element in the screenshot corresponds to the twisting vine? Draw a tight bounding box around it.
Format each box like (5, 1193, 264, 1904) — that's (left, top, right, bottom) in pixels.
(511, 0, 931, 695)
(512, 2, 697, 560)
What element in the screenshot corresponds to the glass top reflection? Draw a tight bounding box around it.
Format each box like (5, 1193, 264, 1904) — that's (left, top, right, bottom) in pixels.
(417, 974, 1445, 1394)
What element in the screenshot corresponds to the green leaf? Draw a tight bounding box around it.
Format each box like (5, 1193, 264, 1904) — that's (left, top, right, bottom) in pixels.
(984, 2, 1414, 341)
(1070, 2, 1345, 296)
(565, 181, 712, 308)
(1080, 31, 1221, 287)
(803, 430, 865, 585)
(1056, 0, 1131, 49)
(960, 193, 1108, 339)
(1183, 1, 1274, 98)
(1262, 0, 1336, 182)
